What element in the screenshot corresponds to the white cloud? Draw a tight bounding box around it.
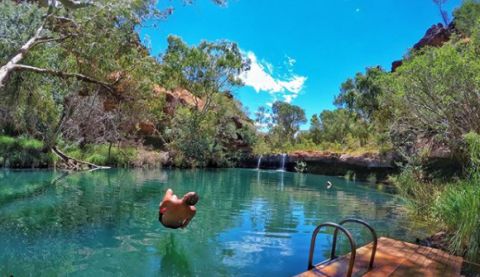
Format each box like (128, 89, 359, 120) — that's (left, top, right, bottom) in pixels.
(278, 76, 307, 94)
(239, 51, 307, 105)
(262, 60, 274, 74)
(283, 94, 295, 103)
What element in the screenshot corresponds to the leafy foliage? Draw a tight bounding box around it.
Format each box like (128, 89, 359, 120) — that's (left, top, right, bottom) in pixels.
(159, 36, 254, 167)
(393, 133, 480, 261)
(386, 36, 480, 164)
(0, 1, 43, 64)
(433, 178, 480, 260)
(0, 135, 52, 168)
(453, 0, 480, 36)
(334, 67, 385, 121)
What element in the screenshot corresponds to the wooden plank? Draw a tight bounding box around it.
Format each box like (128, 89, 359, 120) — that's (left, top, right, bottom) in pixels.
(296, 237, 463, 277)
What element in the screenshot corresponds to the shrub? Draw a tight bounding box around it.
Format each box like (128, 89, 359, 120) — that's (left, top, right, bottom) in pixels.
(433, 178, 480, 261)
(64, 143, 165, 168)
(0, 135, 52, 168)
(344, 170, 356, 181)
(394, 133, 480, 261)
(294, 160, 307, 173)
(453, 0, 480, 36)
(131, 148, 168, 168)
(391, 166, 443, 217)
(0, 136, 15, 148)
(464, 132, 480, 172)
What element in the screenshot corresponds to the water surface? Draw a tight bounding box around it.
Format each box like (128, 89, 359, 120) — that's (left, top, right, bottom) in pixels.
(0, 169, 424, 276)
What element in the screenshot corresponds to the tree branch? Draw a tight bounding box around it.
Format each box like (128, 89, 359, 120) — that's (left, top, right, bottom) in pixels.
(12, 64, 114, 92)
(34, 35, 73, 45)
(56, 0, 92, 9)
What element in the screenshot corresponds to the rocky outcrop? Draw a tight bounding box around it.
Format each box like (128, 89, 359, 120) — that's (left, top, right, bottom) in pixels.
(413, 23, 453, 50)
(154, 85, 206, 116)
(391, 60, 403, 72)
(151, 85, 254, 153)
(240, 151, 399, 181)
(392, 23, 454, 72)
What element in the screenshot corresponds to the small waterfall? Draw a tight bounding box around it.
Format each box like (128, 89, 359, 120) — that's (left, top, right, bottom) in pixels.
(279, 153, 287, 171)
(256, 155, 263, 170)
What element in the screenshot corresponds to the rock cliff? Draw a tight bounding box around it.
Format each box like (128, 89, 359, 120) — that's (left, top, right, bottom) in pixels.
(240, 151, 398, 181)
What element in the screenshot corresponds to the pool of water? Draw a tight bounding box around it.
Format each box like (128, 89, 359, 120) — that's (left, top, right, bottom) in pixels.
(0, 168, 425, 276)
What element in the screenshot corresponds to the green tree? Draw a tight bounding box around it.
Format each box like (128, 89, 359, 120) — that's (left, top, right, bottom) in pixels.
(159, 36, 252, 167)
(254, 106, 273, 130)
(160, 35, 248, 111)
(318, 109, 356, 144)
(309, 114, 322, 144)
(271, 101, 306, 144)
(384, 34, 480, 163)
(453, 0, 480, 36)
(334, 66, 385, 121)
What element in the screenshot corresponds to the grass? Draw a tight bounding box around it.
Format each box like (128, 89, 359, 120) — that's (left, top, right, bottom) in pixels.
(63, 144, 137, 167)
(392, 168, 480, 262)
(63, 143, 166, 168)
(0, 135, 52, 168)
(0, 135, 166, 169)
(433, 176, 480, 260)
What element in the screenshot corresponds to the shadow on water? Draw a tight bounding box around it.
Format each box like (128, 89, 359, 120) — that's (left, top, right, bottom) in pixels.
(158, 233, 192, 276)
(0, 168, 429, 276)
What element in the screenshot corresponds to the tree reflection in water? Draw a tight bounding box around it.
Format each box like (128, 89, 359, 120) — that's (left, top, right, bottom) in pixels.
(0, 168, 428, 276)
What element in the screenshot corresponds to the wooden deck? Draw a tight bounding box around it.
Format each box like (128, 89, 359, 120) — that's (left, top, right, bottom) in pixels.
(296, 237, 463, 277)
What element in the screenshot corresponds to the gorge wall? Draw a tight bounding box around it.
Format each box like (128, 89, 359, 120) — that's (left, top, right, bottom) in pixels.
(239, 151, 398, 181)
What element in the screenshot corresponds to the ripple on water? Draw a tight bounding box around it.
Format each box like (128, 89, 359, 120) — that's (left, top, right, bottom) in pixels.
(0, 169, 426, 276)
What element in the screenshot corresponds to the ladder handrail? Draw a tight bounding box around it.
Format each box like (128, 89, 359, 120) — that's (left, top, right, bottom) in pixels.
(308, 222, 357, 277)
(331, 218, 378, 270)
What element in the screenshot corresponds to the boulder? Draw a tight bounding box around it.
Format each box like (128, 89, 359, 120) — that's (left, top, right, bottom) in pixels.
(391, 23, 454, 72)
(413, 23, 452, 51)
(391, 60, 403, 72)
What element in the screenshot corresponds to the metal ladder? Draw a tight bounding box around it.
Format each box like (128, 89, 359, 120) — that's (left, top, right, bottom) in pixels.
(307, 218, 378, 277)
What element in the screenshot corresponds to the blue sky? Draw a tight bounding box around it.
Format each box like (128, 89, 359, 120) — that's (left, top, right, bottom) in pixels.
(139, 0, 462, 127)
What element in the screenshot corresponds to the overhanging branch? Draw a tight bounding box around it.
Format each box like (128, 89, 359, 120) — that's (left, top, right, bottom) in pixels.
(13, 64, 114, 92)
(34, 35, 73, 45)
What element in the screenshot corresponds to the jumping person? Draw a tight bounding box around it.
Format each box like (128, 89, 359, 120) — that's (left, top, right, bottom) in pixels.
(159, 189, 199, 229)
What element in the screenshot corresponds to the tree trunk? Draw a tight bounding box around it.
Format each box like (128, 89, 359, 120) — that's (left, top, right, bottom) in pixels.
(52, 146, 110, 171)
(108, 141, 112, 162)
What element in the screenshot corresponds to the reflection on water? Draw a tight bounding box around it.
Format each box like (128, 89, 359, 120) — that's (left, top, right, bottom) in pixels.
(0, 169, 425, 276)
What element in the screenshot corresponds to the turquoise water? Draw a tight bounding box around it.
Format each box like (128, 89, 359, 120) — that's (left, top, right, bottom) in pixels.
(0, 169, 423, 276)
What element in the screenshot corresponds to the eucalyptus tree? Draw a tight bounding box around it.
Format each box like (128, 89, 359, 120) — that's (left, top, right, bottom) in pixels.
(309, 114, 322, 144)
(1, 1, 164, 169)
(453, 0, 480, 36)
(0, 1, 229, 168)
(334, 66, 385, 122)
(158, 36, 252, 166)
(270, 101, 306, 145)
